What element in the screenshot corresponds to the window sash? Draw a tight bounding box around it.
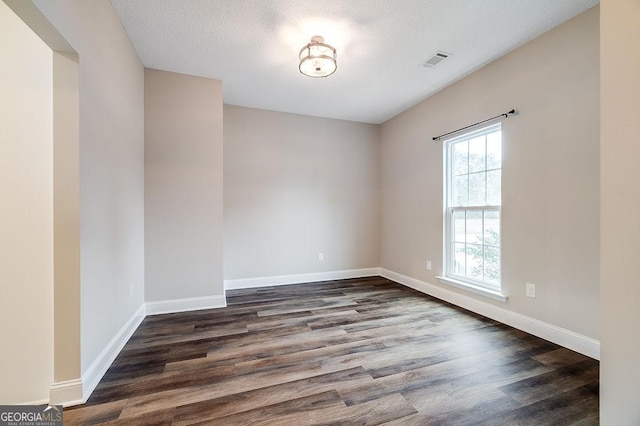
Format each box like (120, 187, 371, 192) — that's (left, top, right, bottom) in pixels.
(444, 206, 501, 291)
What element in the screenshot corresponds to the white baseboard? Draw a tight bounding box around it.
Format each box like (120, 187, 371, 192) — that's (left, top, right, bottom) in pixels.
(145, 294, 227, 315)
(224, 268, 381, 290)
(379, 268, 600, 360)
(49, 379, 83, 407)
(79, 303, 146, 403)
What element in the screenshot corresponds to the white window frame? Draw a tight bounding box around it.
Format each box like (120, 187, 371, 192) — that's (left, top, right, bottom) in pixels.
(438, 123, 507, 302)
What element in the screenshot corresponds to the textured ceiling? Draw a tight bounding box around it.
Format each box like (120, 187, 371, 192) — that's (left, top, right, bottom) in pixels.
(110, 0, 598, 124)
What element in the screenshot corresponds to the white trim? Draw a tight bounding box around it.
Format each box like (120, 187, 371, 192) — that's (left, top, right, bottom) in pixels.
(224, 268, 381, 290)
(145, 295, 227, 315)
(49, 379, 83, 407)
(80, 303, 146, 403)
(436, 275, 508, 302)
(380, 268, 600, 360)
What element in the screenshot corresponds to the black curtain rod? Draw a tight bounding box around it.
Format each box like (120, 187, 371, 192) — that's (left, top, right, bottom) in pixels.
(432, 109, 517, 141)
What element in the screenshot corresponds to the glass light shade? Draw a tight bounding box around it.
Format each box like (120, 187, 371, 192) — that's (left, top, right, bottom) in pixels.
(299, 36, 337, 78)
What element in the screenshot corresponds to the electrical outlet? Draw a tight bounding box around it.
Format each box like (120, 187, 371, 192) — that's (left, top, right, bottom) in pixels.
(319, 252, 324, 262)
(426, 260, 432, 270)
(526, 283, 536, 298)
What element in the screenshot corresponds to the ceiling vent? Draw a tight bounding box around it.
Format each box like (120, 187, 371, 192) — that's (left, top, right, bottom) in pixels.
(421, 51, 451, 68)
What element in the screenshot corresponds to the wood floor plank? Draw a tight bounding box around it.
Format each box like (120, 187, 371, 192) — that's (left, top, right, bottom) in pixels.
(339, 338, 557, 407)
(187, 390, 346, 425)
(497, 358, 599, 405)
(205, 393, 417, 426)
(380, 393, 521, 426)
(64, 400, 127, 425)
(400, 358, 551, 416)
(531, 347, 593, 367)
(89, 363, 237, 404)
(484, 382, 599, 426)
(65, 277, 598, 424)
(172, 367, 375, 425)
(118, 363, 355, 418)
(101, 408, 176, 426)
(202, 327, 348, 365)
(124, 325, 249, 350)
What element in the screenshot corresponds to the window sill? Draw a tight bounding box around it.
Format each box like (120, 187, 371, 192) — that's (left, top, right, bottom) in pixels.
(436, 276, 508, 303)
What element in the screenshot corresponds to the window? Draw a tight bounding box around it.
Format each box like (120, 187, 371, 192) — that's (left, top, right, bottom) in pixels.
(443, 123, 502, 294)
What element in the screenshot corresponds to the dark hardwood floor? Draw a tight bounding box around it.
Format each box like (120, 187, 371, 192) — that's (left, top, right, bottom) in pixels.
(65, 277, 599, 425)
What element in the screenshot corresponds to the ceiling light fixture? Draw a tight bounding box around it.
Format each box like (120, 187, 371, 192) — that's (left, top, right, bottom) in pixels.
(299, 35, 337, 78)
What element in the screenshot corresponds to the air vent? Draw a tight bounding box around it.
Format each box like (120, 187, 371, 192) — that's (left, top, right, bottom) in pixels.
(421, 51, 451, 68)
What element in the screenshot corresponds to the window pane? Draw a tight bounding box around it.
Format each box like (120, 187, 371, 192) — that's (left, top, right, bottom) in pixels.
(452, 141, 468, 175)
(466, 243, 484, 281)
(484, 210, 500, 285)
(487, 170, 501, 205)
(452, 175, 468, 206)
(466, 210, 483, 246)
(468, 172, 486, 206)
(484, 244, 501, 285)
(487, 131, 501, 170)
(453, 243, 466, 276)
(468, 135, 486, 173)
(484, 210, 500, 244)
(453, 210, 466, 243)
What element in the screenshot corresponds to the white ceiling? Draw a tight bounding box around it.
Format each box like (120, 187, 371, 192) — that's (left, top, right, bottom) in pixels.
(110, 0, 598, 124)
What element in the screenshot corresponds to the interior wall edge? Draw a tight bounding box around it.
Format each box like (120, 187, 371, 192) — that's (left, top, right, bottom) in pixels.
(77, 303, 146, 405)
(49, 379, 83, 407)
(2, 0, 75, 53)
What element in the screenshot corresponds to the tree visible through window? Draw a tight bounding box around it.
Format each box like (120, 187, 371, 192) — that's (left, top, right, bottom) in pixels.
(445, 123, 501, 291)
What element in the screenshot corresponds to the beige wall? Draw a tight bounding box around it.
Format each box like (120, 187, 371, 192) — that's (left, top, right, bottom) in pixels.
(145, 69, 224, 301)
(380, 7, 599, 339)
(224, 105, 380, 280)
(600, 0, 640, 423)
(32, 0, 145, 374)
(52, 50, 81, 384)
(0, 0, 53, 403)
